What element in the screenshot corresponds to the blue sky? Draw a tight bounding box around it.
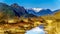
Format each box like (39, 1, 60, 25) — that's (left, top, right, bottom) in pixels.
(0, 0, 60, 10)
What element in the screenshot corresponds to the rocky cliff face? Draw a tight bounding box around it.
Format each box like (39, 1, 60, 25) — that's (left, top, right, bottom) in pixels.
(11, 3, 27, 17)
(0, 3, 16, 18)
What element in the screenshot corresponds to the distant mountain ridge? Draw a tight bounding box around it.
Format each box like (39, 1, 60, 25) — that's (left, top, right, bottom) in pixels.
(27, 8, 53, 16)
(0, 3, 59, 17)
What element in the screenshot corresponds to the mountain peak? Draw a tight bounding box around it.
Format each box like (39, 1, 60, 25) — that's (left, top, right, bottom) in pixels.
(32, 8, 43, 12)
(27, 8, 53, 16)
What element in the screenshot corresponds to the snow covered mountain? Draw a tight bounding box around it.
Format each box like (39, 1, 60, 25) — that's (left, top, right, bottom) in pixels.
(26, 8, 53, 16)
(32, 8, 43, 12)
(0, 3, 53, 17)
